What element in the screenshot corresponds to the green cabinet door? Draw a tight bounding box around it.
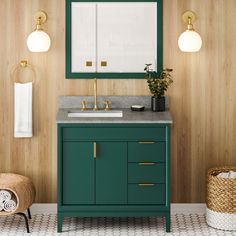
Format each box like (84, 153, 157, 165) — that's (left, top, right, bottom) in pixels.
(96, 142, 127, 204)
(63, 142, 95, 204)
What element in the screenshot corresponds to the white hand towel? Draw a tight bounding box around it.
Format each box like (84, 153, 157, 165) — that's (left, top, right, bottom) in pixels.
(3, 199, 17, 212)
(0, 190, 12, 201)
(217, 171, 236, 179)
(229, 171, 236, 179)
(14, 82, 33, 138)
(217, 172, 229, 178)
(0, 198, 4, 211)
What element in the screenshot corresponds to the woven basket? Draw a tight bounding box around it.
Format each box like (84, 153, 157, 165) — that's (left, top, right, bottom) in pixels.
(0, 173, 36, 216)
(206, 166, 236, 231)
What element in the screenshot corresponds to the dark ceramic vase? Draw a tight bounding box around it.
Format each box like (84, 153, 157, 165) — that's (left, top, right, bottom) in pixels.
(151, 96, 165, 112)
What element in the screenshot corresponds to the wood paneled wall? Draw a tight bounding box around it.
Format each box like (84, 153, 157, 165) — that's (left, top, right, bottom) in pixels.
(0, 0, 235, 203)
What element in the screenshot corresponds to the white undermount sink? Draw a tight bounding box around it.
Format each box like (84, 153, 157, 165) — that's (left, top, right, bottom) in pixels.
(68, 110, 123, 118)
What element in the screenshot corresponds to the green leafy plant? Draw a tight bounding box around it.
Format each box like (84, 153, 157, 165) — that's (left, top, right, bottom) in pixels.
(144, 64, 173, 99)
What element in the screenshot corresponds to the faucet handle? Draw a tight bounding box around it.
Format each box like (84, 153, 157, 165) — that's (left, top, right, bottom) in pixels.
(81, 100, 87, 111)
(104, 100, 111, 111)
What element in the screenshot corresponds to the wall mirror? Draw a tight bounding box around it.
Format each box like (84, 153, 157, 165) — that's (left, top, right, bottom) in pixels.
(66, 0, 163, 79)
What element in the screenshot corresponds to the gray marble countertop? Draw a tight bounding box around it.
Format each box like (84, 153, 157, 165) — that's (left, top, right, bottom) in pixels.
(56, 96, 173, 124)
(57, 108, 173, 124)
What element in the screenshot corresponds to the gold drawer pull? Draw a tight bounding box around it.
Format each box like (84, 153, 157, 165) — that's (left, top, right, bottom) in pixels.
(138, 183, 155, 187)
(93, 142, 97, 159)
(139, 162, 156, 165)
(138, 141, 155, 144)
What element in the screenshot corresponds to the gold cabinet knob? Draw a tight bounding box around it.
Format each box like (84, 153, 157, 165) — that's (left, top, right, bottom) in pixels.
(86, 61, 93, 67)
(104, 100, 111, 111)
(101, 61, 107, 67)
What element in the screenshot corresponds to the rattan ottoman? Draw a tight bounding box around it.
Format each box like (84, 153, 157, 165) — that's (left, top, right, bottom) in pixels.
(0, 173, 36, 233)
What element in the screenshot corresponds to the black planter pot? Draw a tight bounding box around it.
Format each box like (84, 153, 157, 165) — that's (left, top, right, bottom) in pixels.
(151, 96, 165, 112)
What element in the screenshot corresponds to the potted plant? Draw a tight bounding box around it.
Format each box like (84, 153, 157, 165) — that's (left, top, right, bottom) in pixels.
(144, 64, 173, 112)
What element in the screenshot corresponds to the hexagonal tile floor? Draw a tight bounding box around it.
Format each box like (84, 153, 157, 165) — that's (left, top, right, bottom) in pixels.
(0, 214, 235, 236)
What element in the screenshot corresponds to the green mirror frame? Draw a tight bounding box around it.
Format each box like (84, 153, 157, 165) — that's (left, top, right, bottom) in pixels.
(66, 0, 163, 79)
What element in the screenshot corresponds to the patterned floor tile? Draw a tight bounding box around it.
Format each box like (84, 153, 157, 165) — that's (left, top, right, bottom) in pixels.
(0, 214, 235, 236)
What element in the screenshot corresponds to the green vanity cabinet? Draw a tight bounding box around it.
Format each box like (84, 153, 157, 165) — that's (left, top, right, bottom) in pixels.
(58, 124, 171, 233)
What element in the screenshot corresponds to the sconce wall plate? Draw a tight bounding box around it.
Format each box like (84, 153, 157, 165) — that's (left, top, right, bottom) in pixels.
(34, 11, 47, 25)
(182, 11, 196, 24)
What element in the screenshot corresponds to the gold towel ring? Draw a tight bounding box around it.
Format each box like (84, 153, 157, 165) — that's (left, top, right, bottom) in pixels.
(12, 60, 36, 84)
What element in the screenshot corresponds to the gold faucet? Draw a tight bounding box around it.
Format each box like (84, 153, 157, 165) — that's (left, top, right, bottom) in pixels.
(80, 78, 111, 111)
(93, 78, 98, 111)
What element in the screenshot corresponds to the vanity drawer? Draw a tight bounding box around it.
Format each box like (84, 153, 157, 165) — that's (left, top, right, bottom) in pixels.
(128, 163, 165, 183)
(62, 127, 166, 141)
(128, 142, 165, 162)
(128, 183, 165, 205)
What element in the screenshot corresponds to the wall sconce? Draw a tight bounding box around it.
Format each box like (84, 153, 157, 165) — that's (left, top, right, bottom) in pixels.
(178, 11, 202, 52)
(27, 11, 51, 52)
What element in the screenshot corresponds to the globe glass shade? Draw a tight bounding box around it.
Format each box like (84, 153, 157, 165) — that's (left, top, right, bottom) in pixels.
(178, 30, 202, 52)
(27, 30, 51, 52)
